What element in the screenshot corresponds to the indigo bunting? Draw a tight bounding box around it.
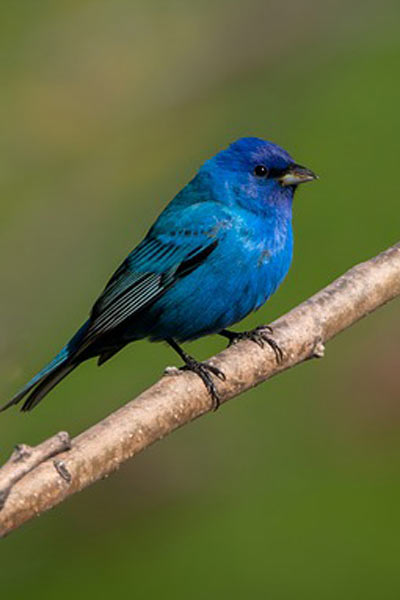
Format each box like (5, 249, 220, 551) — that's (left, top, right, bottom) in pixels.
(2, 137, 316, 412)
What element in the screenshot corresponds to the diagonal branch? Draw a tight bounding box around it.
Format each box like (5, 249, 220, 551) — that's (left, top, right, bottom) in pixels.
(0, 242, 399, 538)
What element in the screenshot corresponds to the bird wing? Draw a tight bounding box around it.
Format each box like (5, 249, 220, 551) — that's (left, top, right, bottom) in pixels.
(81, 203, 228, 348)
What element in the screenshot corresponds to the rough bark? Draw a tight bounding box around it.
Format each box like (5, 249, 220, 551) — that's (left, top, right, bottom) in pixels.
(0, 242, 399, 538)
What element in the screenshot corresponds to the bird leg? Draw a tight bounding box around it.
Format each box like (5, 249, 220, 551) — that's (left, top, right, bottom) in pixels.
(166, 338, 225, 410)
(219, 326, 284, 363)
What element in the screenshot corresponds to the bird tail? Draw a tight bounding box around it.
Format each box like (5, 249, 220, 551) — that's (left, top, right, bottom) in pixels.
(1, 320, 90, 412)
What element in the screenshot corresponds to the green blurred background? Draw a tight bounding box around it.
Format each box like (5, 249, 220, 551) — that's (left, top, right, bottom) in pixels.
(1, 0, 400, 597)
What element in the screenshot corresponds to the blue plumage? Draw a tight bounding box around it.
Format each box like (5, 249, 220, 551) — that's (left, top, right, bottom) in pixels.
(3, 137, 316, 412)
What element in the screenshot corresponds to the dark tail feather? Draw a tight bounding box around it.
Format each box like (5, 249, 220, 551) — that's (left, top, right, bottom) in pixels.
(20, 362, 77, 411)
(1, 320, 90, 412)
(1, 360, 77, 413)
(97, 346, 124, 366)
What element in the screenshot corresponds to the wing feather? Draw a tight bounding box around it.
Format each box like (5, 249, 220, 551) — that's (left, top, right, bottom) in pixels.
(81, 234, 218, 347)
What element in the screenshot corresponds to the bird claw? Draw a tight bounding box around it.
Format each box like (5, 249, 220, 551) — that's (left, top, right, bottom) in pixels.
(226, 325, 284, 364)
(206, 363, 226, 381)
(180, 360, 225, 410)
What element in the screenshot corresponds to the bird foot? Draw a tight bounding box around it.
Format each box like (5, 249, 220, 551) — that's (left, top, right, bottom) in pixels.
(222, 326, 284, 364)
(180, 359, 226, 411)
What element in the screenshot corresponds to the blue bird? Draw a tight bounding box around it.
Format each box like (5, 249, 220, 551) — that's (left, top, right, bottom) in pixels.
(2, 137, 317, 412)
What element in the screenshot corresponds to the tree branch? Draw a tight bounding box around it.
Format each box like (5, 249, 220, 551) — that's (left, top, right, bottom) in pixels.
(1, 242, 399, 538)
(0, 432, 71, 510)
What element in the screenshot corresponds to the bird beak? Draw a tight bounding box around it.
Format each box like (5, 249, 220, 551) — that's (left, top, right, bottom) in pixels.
(279, 164, 318, 186)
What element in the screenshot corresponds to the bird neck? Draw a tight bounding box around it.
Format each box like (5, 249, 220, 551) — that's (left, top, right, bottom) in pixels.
(235, 182, 294, 226)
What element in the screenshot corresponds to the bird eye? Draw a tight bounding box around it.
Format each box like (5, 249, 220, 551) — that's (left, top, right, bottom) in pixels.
(254, 165, 269, 177)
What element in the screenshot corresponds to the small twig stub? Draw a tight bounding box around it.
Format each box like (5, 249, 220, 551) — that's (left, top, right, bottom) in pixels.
(0, 431, 71, 511)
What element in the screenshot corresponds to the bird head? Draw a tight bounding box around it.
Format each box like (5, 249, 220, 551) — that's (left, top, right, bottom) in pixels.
(202, 137, 317, 214)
